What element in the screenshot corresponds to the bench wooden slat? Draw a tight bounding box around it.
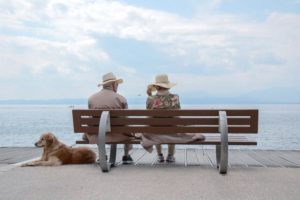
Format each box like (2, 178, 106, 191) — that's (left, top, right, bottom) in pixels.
(111, 110, 219, 116)
(78, 117, 252, 126)
(77, 126, 257, 134)
(80, 118, 219, 125)
(76, 136, 257, 145)
(73, 109, 258, 117)
(77, 126, 219, 134)
(73, 109, 258, 115)
(73, 109, 223, 117)
(111, 118, 221, 125)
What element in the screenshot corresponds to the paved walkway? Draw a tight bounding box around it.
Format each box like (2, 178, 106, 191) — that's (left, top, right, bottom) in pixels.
(1, 147, 300, 168)
(0, 147, 300, 200)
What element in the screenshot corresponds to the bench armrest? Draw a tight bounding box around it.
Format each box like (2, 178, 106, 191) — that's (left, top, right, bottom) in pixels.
(98, 111, 112, 172)
(217, 111, 228, 174)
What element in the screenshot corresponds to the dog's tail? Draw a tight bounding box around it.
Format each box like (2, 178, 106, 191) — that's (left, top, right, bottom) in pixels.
(73, 148, 96, 164)
(83, 149, 96, 164)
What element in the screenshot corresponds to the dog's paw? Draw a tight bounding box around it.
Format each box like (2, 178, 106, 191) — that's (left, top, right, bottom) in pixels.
(21, 162, 35, 167)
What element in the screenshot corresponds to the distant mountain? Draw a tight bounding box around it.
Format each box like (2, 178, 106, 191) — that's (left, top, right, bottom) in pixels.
(0, 98, 87, 105)
(242, 87, 300, 104)
(0, 88, 299, 105)
(0, 97, 147, 105)
(181, 88, 300, 104)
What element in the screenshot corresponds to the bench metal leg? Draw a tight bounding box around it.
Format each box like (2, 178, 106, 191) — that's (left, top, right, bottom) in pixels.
(109, 144, 117, 166)
(97, 111, 112, 172)
(216, 144, 220, 168)
(218, 111, 228, 174)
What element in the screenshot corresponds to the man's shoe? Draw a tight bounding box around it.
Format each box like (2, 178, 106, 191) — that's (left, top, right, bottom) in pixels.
(157, 154, 164, 163)
(166, 154, 175, 163)
(122, 155, 133, 165)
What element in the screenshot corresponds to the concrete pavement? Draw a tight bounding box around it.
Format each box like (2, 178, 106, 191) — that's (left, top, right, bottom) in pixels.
(0, 164, 299, 200)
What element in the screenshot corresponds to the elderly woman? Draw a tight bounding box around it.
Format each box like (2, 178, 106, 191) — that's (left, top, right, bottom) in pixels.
(145, 74, 181, 163)
(142, 74, 205, 163)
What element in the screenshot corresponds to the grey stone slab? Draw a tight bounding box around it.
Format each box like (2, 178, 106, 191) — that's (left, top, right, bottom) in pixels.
(204, 149, 217, 167)
(132, 149, 148, 165)
(136, 150, 156, 165)
(275, 150, 300, 167)
(194, 148, 213, 167)
(253, 150, 298, 168)
(1, 148, 300, 169)
(234, 150, 264, 167)
(246, 150, 282, 167)
(0, 147, 24, 157)
(186, 148, 200, 166)
(0, 148, 41, 164)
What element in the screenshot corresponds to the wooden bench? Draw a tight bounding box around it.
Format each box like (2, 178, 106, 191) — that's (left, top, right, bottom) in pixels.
(72, 109, 258, 174)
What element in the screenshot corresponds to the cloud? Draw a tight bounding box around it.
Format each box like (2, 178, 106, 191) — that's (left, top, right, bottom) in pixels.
(172, 63, 295, 97)
(0, 0, 299, 99)
(0, 34, 109, 77)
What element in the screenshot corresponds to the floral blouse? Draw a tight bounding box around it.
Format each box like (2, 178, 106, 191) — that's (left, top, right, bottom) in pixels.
(146, 93, 181, 109)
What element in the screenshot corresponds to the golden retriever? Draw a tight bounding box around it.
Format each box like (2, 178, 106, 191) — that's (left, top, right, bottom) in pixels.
(22, 132, 96, 166)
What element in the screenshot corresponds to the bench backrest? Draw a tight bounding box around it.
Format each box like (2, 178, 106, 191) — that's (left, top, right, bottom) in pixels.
(72, 109, 258, 135)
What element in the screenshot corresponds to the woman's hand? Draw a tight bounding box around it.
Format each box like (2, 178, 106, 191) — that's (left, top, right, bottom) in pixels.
(147, 87, 152, 96)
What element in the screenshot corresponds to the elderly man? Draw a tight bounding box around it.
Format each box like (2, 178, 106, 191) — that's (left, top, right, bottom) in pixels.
(84, 72, 133, 164)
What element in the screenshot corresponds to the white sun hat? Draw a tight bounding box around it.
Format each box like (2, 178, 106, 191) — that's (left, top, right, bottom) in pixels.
(148, 74, 176, 91)
(98, 72, 123, 87)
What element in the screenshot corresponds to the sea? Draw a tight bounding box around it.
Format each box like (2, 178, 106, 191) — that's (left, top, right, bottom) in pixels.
(0, 104, 299, 150)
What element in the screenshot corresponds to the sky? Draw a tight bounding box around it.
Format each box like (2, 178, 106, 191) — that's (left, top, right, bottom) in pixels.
(0, 0, 300, 103)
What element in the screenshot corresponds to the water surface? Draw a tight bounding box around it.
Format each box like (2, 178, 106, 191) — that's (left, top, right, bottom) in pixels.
(0, 104, 299, 150)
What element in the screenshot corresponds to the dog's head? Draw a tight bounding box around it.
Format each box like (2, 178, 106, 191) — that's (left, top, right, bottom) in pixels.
(35, 132, 58, 148)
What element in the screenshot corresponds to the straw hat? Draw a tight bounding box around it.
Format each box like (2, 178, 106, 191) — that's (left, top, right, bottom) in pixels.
(148, 74, 176, 91)
(98, 72, 123, 87)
